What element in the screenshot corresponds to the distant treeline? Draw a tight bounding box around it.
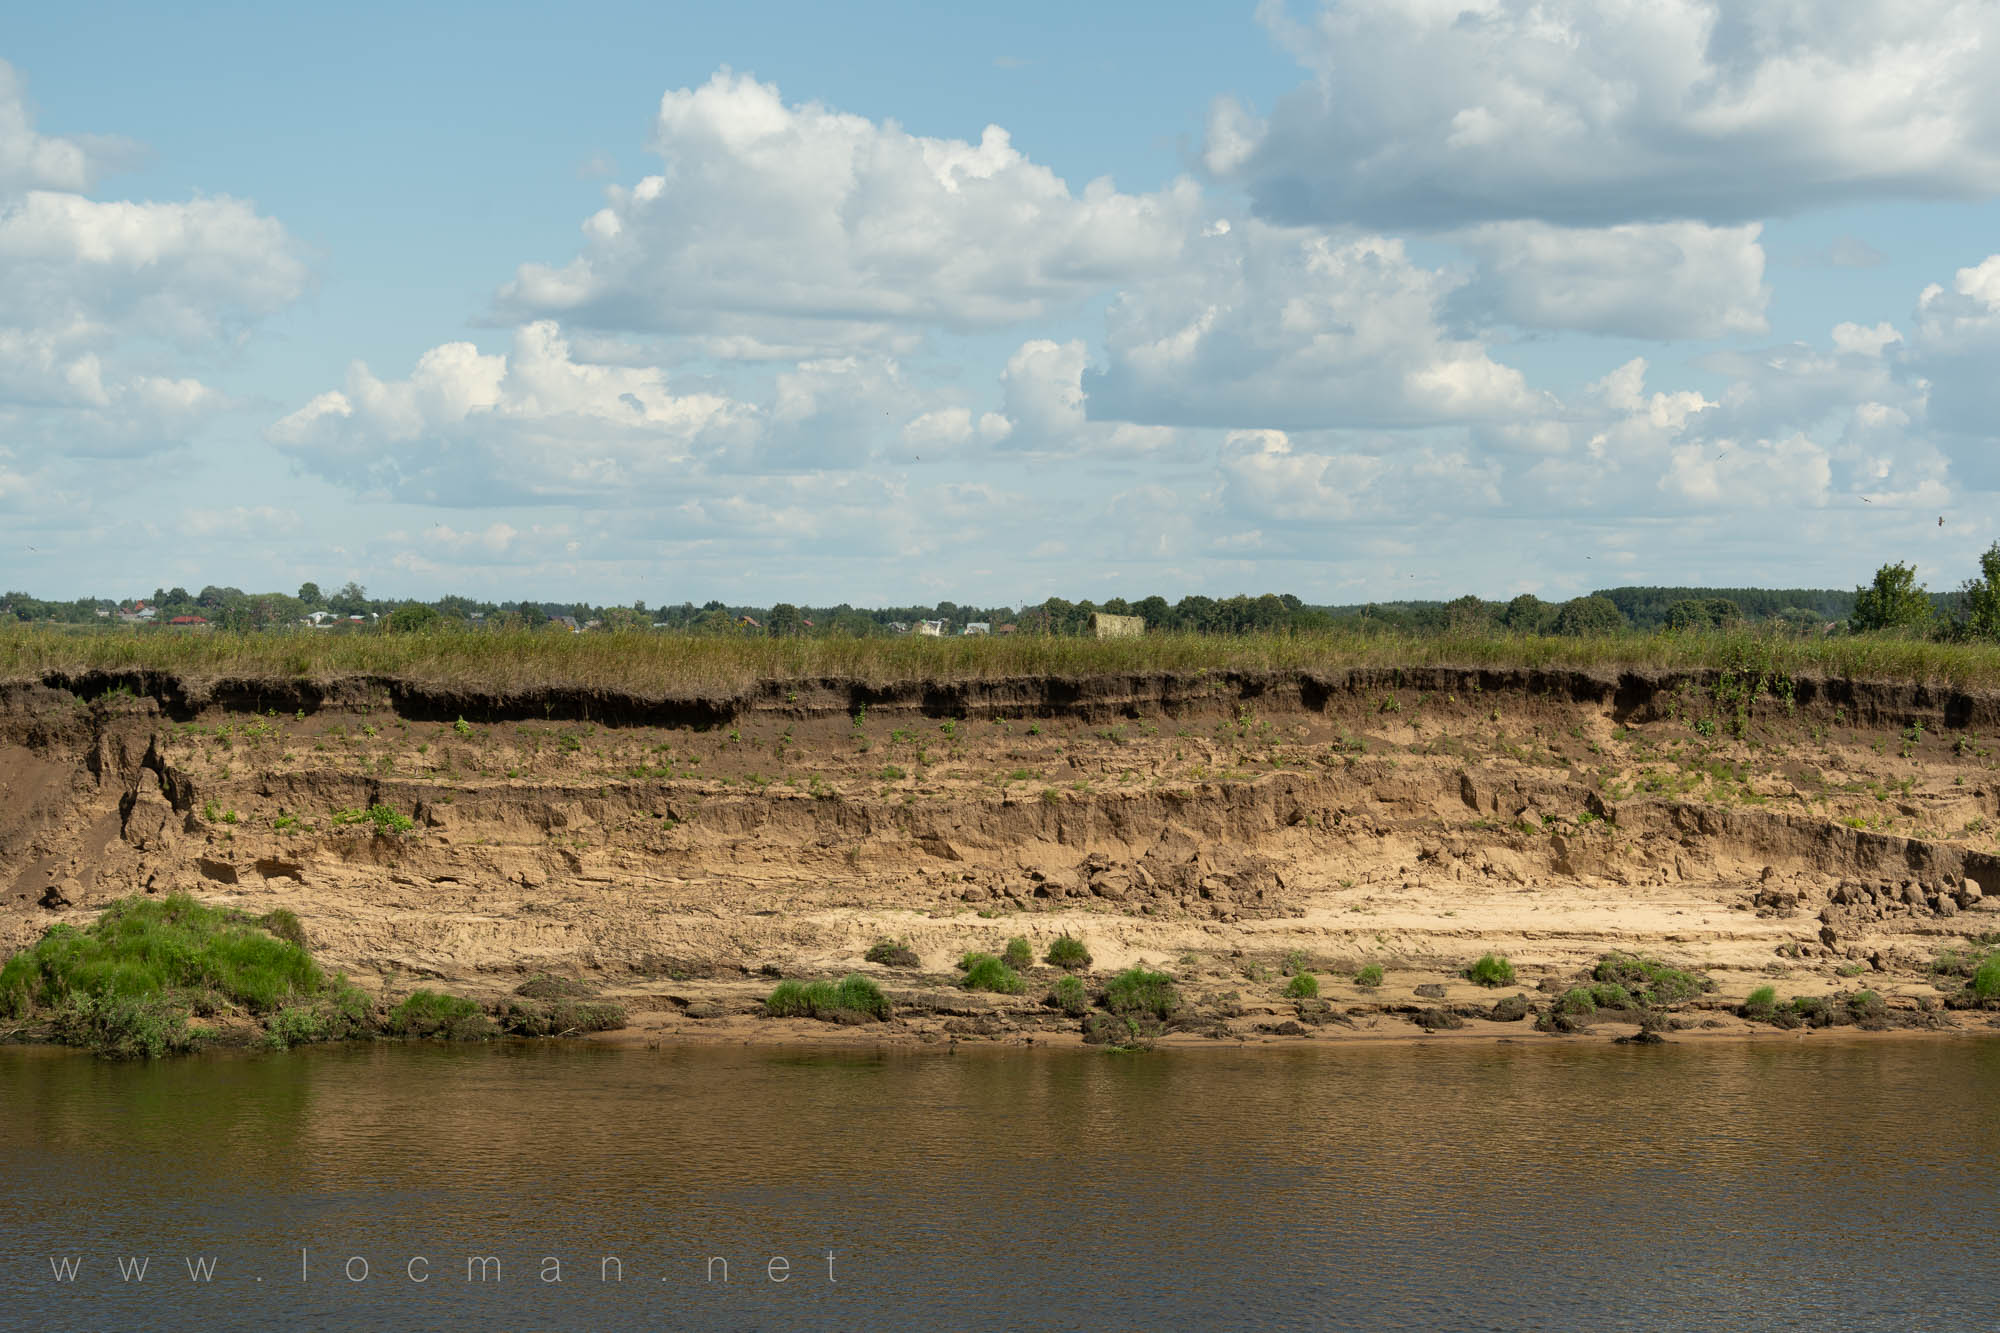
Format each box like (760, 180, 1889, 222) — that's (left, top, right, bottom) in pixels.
(4, 546, 1997, 643)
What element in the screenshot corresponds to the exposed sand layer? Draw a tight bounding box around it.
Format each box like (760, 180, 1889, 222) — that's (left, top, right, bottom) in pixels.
(4, 665, 1998, 1046)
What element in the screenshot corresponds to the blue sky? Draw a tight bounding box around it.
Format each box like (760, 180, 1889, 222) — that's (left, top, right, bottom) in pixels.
(5, 1, 1999, 607)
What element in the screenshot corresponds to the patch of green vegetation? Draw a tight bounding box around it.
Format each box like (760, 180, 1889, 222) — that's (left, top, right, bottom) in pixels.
(1047, 975, 1090, 1017)
(1104, 966, 1179, 1020)
(864, 938, 921, 968)
(53, 992, 199, 1059)
(1355, 963, 1384, 988)
(498, 997, 628, 1036)
(258, 908, 308, 950)
(959, 953, 1026, 994)
(1281, 949, 1310, 976)
(764, 974, 891, 1022)
(1045, 934, 1092, 971)
(1465, 953, 1516, 987)
(1591, 952, 1713, 1005)
(1742, 985, 1778, 1020)
(329, 803, 416, 835)
(0, 894, 325, 1034)
(387, 989, 496, 1040)
(1975, 954, 2000, 1004)
(1284, 973, 1319, 999)
(514, 974, 594, 1000)
(1001, 936, 1033, 971)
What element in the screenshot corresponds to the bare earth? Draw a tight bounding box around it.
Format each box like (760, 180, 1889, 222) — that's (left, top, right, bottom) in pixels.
(4, 665, 1998, 1047)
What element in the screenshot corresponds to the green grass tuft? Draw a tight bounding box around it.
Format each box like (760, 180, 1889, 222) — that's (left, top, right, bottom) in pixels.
(1045, 934, 1092, 971)
(1354, 963, 1384, 988)
(1104, 966, 1179, 1019)
(387, 989, 496, 1040)
(1284, 972, 1319, 999)
(764, 974, 891, 1022)
(1465, 953, 1516, 987)
(1047, 975, 1090, 1016)
(1592, 953, 1713, 1005)
(864, 938, 920, 968)
(1001, 936, 1033, 971)
(959, 953, 1026, 994)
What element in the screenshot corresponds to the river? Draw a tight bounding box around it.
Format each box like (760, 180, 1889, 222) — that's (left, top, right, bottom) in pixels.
(3, 1035, 1998, 1330)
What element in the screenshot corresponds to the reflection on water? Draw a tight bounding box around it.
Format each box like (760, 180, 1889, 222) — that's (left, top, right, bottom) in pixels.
(4, 1036, 2000, 1330)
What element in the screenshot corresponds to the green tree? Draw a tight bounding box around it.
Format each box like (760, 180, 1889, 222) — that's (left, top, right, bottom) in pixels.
(1552, 595, 1627, 636)
(766, 603, 805, 637)
(385, 603, 441, 633)
(1501, 593, 1550, 634)
(1961, 543, 2000, 640)
(297, 581, 323, 607)
(1849, 561, 1932, 633)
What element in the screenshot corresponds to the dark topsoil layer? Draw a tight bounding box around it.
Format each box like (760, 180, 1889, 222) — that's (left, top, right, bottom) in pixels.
(10, 664, 2000, 732)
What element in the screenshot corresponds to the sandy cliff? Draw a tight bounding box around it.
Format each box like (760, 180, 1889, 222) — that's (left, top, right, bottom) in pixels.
(4, 665, 1998, 1043)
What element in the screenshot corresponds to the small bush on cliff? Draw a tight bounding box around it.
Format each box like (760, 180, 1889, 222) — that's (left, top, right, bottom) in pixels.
(959, 953, 1026, 995)
(1047, 975, 1090, 1016)
(258, 909, 308, 950)
(1002, 937, 1033, 970)
(330, 803, 416, 836)
(765, 975, 890, 1022)
(1354, 963, 1384, 989)
(1593, 953, 1712, 1005)
(1742, 985, 1779, 1020)
(388, 989, 496, 1041)
(514, 974, 595, 1000)
(1045, 935, 1092, 971)
(864, 938, 920, 969)
(1105, 967, 1179, 1020)
(1537, 988, 1598, 1033)
(1466, 954, 1516, 987)
(1284, 973, 1319, 999)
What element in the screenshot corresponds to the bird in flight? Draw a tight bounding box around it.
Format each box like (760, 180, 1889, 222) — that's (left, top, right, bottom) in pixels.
(1939, 516, 1945, 527)
(1861, 496, 1873, 503)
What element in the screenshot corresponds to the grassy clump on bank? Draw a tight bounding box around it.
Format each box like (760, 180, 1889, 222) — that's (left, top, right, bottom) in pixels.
(1465, 954, 1516, 987)
(864, 938, 921, 969)
(1045, 935, 1092, 971)
(10, 624, 2000, 695)
(1001, 937, 1034, 971)
(1284, 973, 1320, 999)
(387, 990, 497, 1041)
(1046, 975, 1090, 1016)
(0, 893, 375, 1057)
(496, 997, 628, 1036)
(959, 952, 1026, 994)
(1104, 967, 1179, 1020)
(1592, 953, 1713, 1005)
(764, 974, 891, 1023)
(1355, 963, 1384, 988)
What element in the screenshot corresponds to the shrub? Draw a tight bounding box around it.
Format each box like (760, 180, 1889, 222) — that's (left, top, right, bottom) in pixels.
(1592, 953, 1713, 1005)
(1974, 954, 2000, 1004)
(1538, 987, 1597, 1033)
(1047, 975, 1090, 1016)
(258, 908, 308, 950)
(499, 998, 628, 1036)
(959, 953, 1026, 995)
(1083, 1012, 1162, 1050)
(764, 974, 890, 1022)
(1045, 934, 1092, 971)
(514, 974, 594, 1000)
(1742, 985, 1778, 1020)
(1104, 967, 1179, 1020)
(262, 1005, 326, 1051)
(1284, 973, 1319, 999)
(1354, 963, 1384, 989)
(1588, 982, 1635, 1011)
(1466, 953, 1516, 987)
(1002, 936, 1033, 971)
(53, 992, 198, 1059)
(1281, 949, 1310, 977)
(864, 938, 920, 969)
(0, 892, 323, 1022)
(330, 803, 416, 835)
(388, 989, 496, 1040)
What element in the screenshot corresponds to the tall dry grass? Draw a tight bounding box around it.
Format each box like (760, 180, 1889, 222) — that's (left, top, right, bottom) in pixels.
(4, 624, 1998, 693)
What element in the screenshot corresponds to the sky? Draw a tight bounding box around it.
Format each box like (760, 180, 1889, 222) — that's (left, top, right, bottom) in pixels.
(4, 0, 2000, 608)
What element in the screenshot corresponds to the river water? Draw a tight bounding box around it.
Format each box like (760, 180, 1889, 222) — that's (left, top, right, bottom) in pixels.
(3, 1035, 1998, 1331)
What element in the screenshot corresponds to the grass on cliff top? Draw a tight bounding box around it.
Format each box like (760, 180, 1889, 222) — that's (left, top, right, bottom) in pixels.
(6, 624, 2000, 694)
